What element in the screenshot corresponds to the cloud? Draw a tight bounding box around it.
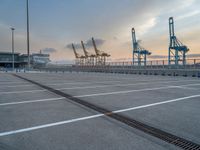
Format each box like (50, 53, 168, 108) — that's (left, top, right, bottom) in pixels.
(137, 17, 157, 35)
(178, 0, 196, 9)
(66, 38, 105, 50)
(113, 36, 118, 40)
(42, 48, 57, 53)
(0, 22, 8, 29)
(85, 38, 105, 48)
(177, 10, 200, 20)
(66, 43, 82, 50)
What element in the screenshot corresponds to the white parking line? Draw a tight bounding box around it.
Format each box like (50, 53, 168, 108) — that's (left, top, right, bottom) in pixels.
(0, 82, 27, 85)
(1, 84, 35, 88)
(0, 89, 46, 94)
(113, 95, 200, 113)
(0, 82, 199, 104)
(0, 97, 65, 106)
(57, 79, 199, 90)
(2, 77, 198, 88)
(0, 80, 121, 88)
(0, 94, 199, 137)
(75, 86, 178, 98)
(0, 79, 160, 88)
(179, 83, 200, 87)
(0, 80, 199, 95)
(47, 80, 121, 86)
(0, 86, 174, 105)
(171, 86, 198, 90)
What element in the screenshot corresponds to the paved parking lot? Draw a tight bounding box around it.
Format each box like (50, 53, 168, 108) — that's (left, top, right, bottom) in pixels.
(0, 72, 200, 150)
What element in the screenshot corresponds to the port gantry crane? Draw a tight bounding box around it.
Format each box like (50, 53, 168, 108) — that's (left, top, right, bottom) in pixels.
(92, 37, 110, 65)
(168, 17, 189, 66)
(132, 28, 151, 66)
(72, 43, 85, 65)
(81, 41, 96, 65)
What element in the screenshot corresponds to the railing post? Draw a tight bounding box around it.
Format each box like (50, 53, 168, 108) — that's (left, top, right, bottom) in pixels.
(162, 60, 163, 68)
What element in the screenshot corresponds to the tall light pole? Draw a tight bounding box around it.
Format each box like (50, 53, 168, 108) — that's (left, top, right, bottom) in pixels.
(26, 0, 30, 70)
(11, 27, 15, 71)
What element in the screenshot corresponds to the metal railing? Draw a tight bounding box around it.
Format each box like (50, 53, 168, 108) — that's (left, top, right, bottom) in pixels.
(35, 58, 200, 71)
(71, 59, 200, 70)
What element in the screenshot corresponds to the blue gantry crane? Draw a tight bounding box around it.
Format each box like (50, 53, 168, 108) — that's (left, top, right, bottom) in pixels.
(168, 17, 189, 66)
(132, 28, 151, 66)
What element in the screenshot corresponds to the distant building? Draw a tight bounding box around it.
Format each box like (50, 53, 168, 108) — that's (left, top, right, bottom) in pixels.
(0, 51, 50, 68)
(0, 52, 27, 68)
(31, 53, 50, 67)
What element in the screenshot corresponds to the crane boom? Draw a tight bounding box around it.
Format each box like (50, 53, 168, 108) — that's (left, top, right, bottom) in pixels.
(81, 41, 89, 57)
(91, 37, 110, 65)
(92, 37, 101, 56)
(132, 28, 137, 51)
(72, 43, 79, 58)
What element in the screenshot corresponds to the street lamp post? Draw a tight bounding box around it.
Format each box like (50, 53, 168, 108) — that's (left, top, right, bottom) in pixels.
(11, 27, 15, 71)
(26, 0, 30, 70)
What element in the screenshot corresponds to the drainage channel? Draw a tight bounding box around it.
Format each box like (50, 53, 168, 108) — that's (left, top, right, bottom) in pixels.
(13, 74, 200, 150)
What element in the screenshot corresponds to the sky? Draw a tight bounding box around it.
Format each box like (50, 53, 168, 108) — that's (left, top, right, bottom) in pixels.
(0, 0, 200, 62)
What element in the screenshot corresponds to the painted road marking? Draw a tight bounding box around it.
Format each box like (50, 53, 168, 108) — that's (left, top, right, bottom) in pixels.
(75, 86, 178, 98)
(0, 94, 199, 137)
(0, 89, 46, 94)
(1, 84, 35, 88)
(0, 81, 27, 85)
(47, 80, 121, 86)
(113, 95, 200, 113)
(57, 80, 200, 90)
(0, 80, 199, 95)
(0, 82, 199, 105)
(0, 97, 65, 106)
(0, 80, 121, 88)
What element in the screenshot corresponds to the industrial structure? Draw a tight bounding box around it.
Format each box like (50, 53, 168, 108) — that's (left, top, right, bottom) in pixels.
(72, 38, 110, 66)
(92, 37, 110, 65)
(31, 52, 50, 67)
(168, 17, 189, 66)
(72, 43, 85, 65)
(71, 17, 191, 67)
(132, 28, 151, 66)
(0, 51, 50, 69)
(81, 41, 96, 65)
